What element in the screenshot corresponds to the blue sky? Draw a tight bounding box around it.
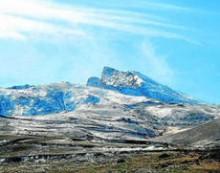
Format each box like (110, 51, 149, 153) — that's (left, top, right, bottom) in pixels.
(0, 0, 219, 103)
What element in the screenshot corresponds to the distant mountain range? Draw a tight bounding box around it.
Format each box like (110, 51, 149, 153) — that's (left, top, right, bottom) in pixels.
(0, 66, 197, 117)
(0, 67, 219, 148)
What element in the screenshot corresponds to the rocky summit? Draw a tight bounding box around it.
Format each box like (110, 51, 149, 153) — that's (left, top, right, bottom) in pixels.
(87, 66, 197, 104)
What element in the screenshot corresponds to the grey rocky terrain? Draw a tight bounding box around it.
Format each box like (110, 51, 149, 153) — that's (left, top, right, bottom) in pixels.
(0, 67, 219, 172)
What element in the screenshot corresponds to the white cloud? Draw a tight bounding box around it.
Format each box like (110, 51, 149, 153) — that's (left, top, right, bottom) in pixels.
(0, 0, 195, 42)
(0, 0, 86, 40)
(0, 14, 85, 40)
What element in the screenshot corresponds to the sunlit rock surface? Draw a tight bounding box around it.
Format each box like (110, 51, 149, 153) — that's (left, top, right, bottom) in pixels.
(87, 66, 197, 104)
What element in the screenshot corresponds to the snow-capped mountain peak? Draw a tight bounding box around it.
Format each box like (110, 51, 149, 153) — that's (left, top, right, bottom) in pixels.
(87, 66, 197, 104)
(101, 66, 144, 88)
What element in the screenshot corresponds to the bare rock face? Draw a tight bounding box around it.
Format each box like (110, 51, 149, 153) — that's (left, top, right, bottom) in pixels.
(101, 66, 143, 88)
(87, 66, 198, 104)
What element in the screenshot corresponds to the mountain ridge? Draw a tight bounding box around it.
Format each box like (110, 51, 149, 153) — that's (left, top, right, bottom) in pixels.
(0, 66, 200, 117)
(87, 66, 198, 104)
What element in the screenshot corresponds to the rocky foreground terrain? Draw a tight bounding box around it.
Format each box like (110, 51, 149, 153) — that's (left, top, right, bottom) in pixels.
(0, 67, 220, 173)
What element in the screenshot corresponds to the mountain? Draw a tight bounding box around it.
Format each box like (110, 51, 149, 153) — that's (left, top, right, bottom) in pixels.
(0, 66, 219, 141)
(87, 66, 197, 104)
(0, 66, 198, 117)
(1, 66, 220, 173)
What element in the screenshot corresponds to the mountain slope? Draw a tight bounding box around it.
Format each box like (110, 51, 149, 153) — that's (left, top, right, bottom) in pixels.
(87, 67, 197, 104)
(154, 118, 220, 148)
(0, 82, 149, 116)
